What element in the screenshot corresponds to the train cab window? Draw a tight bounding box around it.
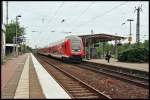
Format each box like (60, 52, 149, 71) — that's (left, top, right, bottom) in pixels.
(66, 36, 82, 51)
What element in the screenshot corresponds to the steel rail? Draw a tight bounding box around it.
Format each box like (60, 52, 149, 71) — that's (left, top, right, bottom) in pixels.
(36, 54, 111, 99)
(82, 62, 149, 81)
(73, 63, 149, 89)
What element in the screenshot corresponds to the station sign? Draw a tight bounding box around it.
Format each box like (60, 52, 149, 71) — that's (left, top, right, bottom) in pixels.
(128, 37, 132, 42)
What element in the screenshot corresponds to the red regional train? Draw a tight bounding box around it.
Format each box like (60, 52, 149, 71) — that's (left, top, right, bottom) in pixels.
(38, 35, 85, 62)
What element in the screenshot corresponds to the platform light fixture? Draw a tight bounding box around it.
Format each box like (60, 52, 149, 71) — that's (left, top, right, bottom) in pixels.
(14, 14, 22, 56)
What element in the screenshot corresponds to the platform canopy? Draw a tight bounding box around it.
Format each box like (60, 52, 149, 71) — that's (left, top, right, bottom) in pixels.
(79, 33, 127, 46)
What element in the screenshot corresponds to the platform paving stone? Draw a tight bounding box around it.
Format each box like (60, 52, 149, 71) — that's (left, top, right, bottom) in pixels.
(14, 55, 29, 99)
(84, 58, 149, 72)
(1, 54, 27, 90)
(1, 62, 25, 99)
(29, 55, 45, 99)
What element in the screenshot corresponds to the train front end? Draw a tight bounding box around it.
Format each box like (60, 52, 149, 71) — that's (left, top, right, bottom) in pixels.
(65, 36, 84, 62)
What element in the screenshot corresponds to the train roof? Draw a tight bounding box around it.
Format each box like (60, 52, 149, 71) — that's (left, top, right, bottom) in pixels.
(65, 35, 80, 38)
(39, 35, 82, 49)
(48, 35, 81, 47)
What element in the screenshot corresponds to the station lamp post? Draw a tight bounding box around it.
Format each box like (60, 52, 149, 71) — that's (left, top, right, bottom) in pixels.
(15, 15, 21, 56)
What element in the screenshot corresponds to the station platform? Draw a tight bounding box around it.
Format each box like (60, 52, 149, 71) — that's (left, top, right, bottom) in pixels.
(1, 53, 71, 99)
(84, 58, 149, 72)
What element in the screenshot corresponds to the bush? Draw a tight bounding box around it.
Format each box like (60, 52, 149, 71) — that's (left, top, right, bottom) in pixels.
(118, 47, 149, 62)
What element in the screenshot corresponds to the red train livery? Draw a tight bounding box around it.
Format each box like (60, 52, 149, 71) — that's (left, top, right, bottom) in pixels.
(38, 35, 85, 62)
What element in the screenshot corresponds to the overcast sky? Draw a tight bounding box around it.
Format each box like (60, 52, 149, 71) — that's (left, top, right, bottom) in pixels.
(2, 1, 149, 48)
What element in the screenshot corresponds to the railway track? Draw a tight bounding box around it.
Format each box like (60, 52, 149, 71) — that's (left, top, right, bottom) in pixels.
(35, 54, 111, 99)
(72, 63, 149, 89)
(37, 54, 148, 89)
(82, 61, 149, 80)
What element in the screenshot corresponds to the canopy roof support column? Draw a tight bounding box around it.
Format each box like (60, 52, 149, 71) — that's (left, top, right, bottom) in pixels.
(102, 40, 105, 58)
(115, 39, 117, 58)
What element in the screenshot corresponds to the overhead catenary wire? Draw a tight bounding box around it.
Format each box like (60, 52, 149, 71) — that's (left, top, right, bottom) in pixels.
(70, 2, 94, 23)
(54, 2, 95, 34)
(40, 2, 65, 36)
(47, 2, 64, 27)
(90, 2, 129, 22)
(44, 2, 65, 45)
(72, 1, 129, 33)
(69, 2, 95, 33)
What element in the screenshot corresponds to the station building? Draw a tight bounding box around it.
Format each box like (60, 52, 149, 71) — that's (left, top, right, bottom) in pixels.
(79, 33, 126, 59)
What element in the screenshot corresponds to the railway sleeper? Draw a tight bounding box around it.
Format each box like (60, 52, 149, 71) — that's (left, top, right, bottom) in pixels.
(61, 80, 78, 82)
(70, 92, 95, 95)
(74, 95, 99, 99)
(58, 82, 78, 85)
(58, 76, 73, 79)
(57, 79, 74, 81)
(62, 82, 80, 84)
(65, 84, 83, 86)
(69, 90, 90, 93)
(67, 88, 88, 91)
(66, 85, 83, 88)
(60, 80, 79, 83)
(70, 91, 93, 94)
(72, 92, 97, 96)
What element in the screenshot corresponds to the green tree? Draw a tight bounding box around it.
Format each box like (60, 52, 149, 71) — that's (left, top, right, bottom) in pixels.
(118, 47, 148, 62)
(143, 40, 149, 49)
(18, 44, 33, 53)
(117, 43, 130, 54)
(96, 47, 103, 57)
(5, 20, 25, 43)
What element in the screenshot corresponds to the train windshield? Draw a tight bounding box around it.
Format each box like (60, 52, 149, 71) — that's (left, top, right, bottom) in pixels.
(66, 36, 82, 52)
(71, 40, 81, 50)
(67, 36, 81, 51)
